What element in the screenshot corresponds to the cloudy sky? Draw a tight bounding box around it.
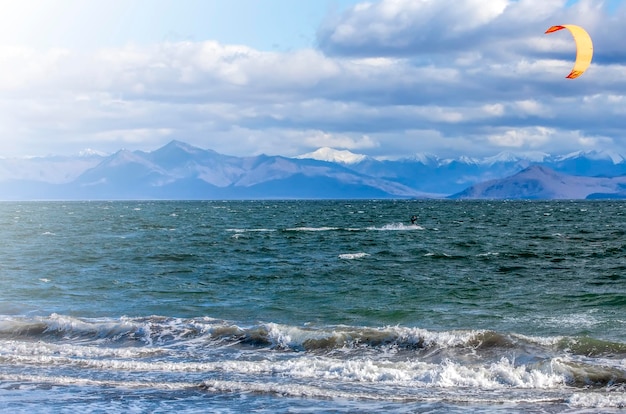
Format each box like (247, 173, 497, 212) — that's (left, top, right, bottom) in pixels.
(0, 0, 625, 159)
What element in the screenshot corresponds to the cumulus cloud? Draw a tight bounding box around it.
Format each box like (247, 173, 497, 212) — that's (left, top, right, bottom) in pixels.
(486, 126, 554, 148)
(319, 0, 511, 55)
(0, 0, 625, 159)
(317, 0, 626, 61)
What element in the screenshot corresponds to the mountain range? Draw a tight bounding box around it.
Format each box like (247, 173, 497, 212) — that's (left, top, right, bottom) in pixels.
(2, 140, 626, 200)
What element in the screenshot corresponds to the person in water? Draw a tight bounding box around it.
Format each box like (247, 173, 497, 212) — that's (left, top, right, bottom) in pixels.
(410, 215, 417, 225)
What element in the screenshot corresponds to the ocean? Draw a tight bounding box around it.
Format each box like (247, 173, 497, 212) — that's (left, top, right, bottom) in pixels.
(0, 200, 625, 413)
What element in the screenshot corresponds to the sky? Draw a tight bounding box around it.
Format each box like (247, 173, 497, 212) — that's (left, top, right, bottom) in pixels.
(0, 0, 625, 160)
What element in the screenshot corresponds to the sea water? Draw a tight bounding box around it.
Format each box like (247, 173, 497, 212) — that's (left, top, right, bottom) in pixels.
(0, 200, 625, 413)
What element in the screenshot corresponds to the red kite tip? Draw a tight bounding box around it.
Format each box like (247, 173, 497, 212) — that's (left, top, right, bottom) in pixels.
(545, 25, 566, 34)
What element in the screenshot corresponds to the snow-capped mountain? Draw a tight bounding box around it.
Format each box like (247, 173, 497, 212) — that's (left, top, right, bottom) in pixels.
(555, 150, 625, 164)
(2, 141, 626, 200)
(77, 148, 109, 157)
(481, 151, 550, 166)
(405, 153, 442, 166)
(296, 147, 368, 164)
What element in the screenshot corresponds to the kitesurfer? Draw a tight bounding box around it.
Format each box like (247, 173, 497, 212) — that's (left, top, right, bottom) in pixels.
(410, 215, 417, 225)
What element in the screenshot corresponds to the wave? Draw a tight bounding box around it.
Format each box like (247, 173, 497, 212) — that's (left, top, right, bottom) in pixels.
(2, 314, 626, 402)
(558, 336, 626, 357)
(0, 373, 197, 391)
(2, 345, 625, 408)
(3, 314, 626, 360)
(0, 372, 589, 408)
(0, 314, 476, 351)
(0, 314, 501, 351)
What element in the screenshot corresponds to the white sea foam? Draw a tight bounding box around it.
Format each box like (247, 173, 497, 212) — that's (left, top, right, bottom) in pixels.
(285, 227, 341, 231)
(0, 373, 197, 391)
(338, 253, 370, 260)
(45, 313, 139, 336)
(542, 313, 600, 329)
(367, 223, 424, 231)
(511, 333, 564, 347)
(201, 379, 396, 402)
(0, 339, 162, 360)
(477, 252, 499, 257)
(0, 347, 568, 391)
(569, 391, 626, 408)
(226, 228, 275, 233)
(200, 378, 576, 405)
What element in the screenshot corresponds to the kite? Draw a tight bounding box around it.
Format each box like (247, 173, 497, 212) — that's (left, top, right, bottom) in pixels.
(545, 25, 593, 79)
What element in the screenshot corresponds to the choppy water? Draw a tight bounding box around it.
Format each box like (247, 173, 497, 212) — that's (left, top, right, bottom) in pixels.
(1, 200, 625, 413)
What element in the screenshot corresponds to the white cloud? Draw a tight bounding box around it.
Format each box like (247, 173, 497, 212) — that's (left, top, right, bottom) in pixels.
(0, 0, 625, 159)
(319, 0, 509, 54)
(514, 100, 548, 117)
(300, 131, 379, 151)
(577, 135, 612, 147)
(482, 103, 505, 116)
(487, 127, 554, 148)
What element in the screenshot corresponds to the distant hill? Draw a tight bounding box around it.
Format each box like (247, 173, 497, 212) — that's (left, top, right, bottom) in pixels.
(2, 140, 626, 200)
(450, 165, 626, 200)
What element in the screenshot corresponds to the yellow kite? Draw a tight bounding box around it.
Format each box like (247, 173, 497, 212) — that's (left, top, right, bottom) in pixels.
(545, 25, 593, 79)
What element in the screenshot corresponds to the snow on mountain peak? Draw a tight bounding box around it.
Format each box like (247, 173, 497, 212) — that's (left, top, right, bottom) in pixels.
(482, 152, 521, 165)
(480, 151, 548, 165)
(408, 153, 441, 165)
(296, 147, 367, 164)
(78, 148, 108, 157)
(593, 150, 624, 164)
(556, 150, 625, 164)
(458, 155, 480, 165)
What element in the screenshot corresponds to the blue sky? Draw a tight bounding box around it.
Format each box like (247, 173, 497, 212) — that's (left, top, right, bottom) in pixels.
(0, 0, 625, 159)
(0, 1, 364, 51)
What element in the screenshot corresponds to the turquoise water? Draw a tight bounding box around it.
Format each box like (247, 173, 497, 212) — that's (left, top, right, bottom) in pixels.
(0, 200, 625, 412)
